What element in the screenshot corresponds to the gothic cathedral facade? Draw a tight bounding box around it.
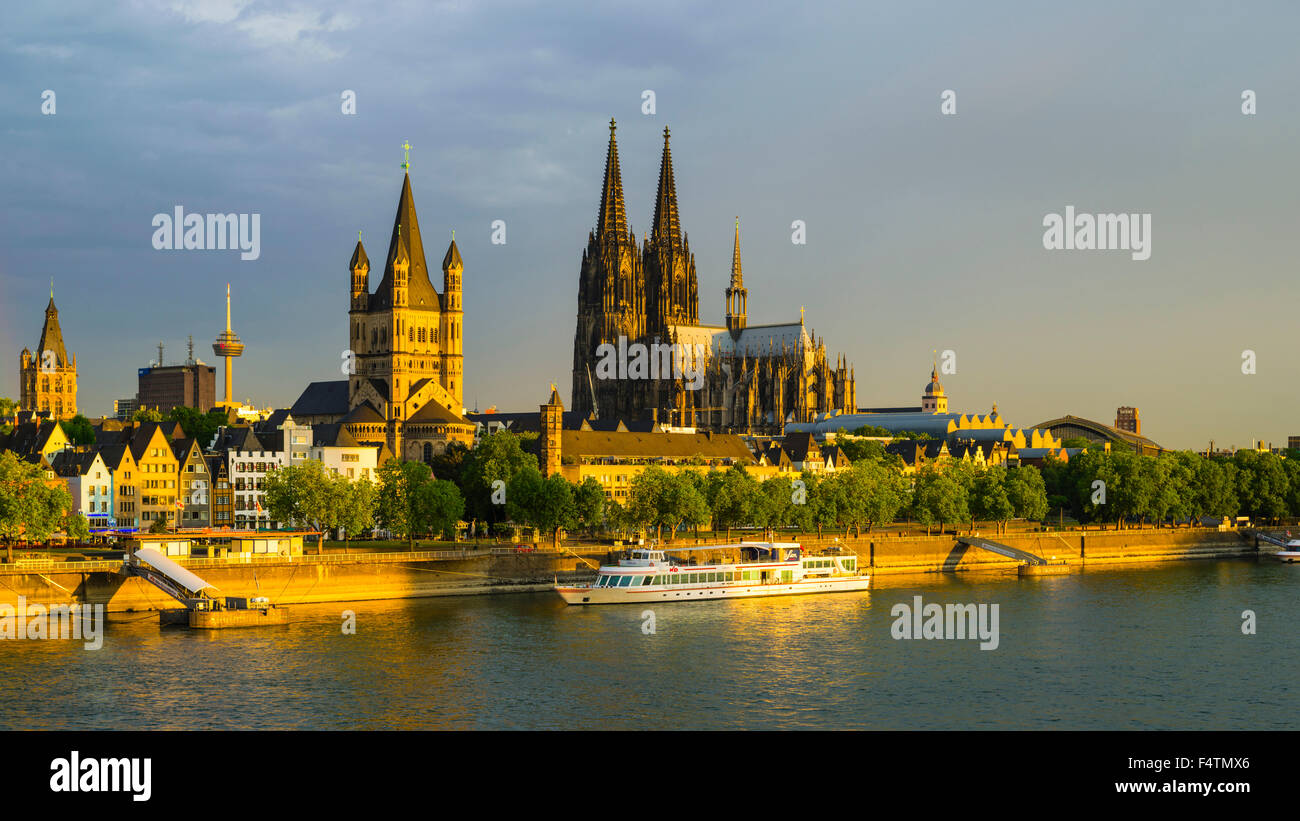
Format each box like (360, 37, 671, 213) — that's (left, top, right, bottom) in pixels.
(571, 120, 855, 434)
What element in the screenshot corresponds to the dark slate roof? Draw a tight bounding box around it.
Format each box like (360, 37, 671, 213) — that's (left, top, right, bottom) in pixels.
(260, 409, 295, 430)
(49, 449, 100, 477)
(349, 239, 369, 271)
(170, 437, 199, 462)
(465, 410, 587, 433)
(442, 239, 462, 271)
(781, 432, 820, 463)
(127, 422, 170, 461)
(98, 443, 133, 470)
(340, 402, 385, 425)
(290, 381, 350, 417)
(311, 424, 360, 448)
(3, 421, 62, 457)
(581, 418, 629, 432)
(761, 442, 792, 467)
(212, 426, 265, 453)
(823, 445, 850, 467)
(257, 430, 285, 453)
(205, 454, 227, 477)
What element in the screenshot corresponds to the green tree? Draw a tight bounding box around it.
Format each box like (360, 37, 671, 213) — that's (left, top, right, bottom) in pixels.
(627, 467, 708, 543)
(59, 414, 95, 446)
(506, 466, 576, 546)
(572, 476, 605, 535)
(711, 467, 759, 540)
(0, 452, 75, 561)
(132, 407, 164, 423)
(263, 461, 332, 531)
(376, 460, 435, 550)
(910, 466, 970, 536)
(166, 406, 229, 447)
(1004, 465, 1049, 525)
(335, 474, 377, 541)
(969, 466, 1014, 533)
(460, 431, 537, 531)
(414, 478, 465, 540)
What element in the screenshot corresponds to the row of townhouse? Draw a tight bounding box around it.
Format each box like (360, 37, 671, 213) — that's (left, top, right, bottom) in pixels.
(2, 410, 390, 533)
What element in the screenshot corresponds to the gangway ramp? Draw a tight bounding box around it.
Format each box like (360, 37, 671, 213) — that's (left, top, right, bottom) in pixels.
(955, 536, 1049, 566)
(1254, 532, 1293, 549)
(122, 547, 219, 606)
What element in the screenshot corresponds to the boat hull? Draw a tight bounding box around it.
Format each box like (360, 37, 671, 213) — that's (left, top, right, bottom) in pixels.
(1275, 551, 1300, 563)
(555, 575, 871, 605)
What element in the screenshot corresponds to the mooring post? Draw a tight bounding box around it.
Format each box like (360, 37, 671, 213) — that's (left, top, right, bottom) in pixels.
(870, 542, 875, 568)
(1080, 534, 1086, 562)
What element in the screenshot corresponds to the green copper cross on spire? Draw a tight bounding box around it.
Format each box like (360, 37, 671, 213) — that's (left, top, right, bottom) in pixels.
(50, 277, 54, 299)
(401, 140, 412, 172)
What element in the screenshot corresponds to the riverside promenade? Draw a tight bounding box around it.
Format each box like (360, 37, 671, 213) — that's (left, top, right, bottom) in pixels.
(0, 527, 1266, 613)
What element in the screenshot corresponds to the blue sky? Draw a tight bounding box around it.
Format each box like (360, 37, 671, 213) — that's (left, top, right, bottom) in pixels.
(2, 0, 1298, 450)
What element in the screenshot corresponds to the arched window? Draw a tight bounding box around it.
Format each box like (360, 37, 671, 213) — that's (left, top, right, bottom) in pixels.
(423, 442, 433, 463)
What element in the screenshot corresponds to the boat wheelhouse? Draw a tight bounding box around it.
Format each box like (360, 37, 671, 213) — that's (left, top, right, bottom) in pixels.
(555, 542, 870, 605)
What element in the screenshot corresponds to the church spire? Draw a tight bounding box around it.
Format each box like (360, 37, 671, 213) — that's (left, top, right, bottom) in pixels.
(726, 217, 747, 336)
(651, 126, 682, 249)
(730, 217, 743, 287)
(596, 118, 628, 240)
(38, 291, 68, 366)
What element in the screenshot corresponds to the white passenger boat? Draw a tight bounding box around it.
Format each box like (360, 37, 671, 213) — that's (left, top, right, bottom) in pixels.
(1276, 538, 1300, 563)
(555, 541, 871, 605)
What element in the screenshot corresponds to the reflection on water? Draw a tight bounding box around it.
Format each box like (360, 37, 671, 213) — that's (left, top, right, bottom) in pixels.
(1, 559, 1295, 730)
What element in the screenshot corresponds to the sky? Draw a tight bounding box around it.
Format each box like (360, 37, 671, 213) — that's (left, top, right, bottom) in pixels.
(2, 0, 1298, 451)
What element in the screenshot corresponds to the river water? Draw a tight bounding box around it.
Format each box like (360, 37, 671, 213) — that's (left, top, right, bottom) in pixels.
(1, 559, 1295, 730)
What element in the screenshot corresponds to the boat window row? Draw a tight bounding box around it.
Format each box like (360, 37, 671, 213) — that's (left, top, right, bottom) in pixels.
(596, 571, 742, 587)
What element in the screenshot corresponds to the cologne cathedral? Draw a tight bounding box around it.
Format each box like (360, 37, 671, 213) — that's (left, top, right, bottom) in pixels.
(570, 120, 856, 434)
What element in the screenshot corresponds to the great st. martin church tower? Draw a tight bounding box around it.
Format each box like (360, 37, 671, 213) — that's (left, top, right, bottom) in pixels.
(345, 154, 474, 460)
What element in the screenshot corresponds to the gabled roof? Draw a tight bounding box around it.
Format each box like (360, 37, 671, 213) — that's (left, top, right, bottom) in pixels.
(291, 380, 350, 417)
(98, 443, 134, 471)
(340, 402, 385, 425)
(259, 409, 296, 430)
(3, 420, 65, 457)
(128, 423, 171, 461)
(407, 401, 470, 425)
(311, 423, 361, 448)
(48, 449, 102, 477)
(212, 426, 265, 453)
(781, 431, 820, 463)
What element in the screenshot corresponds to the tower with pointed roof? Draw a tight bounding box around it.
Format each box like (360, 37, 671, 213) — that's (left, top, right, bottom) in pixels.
(643, 126, 699, 335)
(19, 288, 78, 419)
(725, 218, 747, 337)
(346, 157, 474, 460)
(571, 119, 646, 419)
(541, 385, 563, 477)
